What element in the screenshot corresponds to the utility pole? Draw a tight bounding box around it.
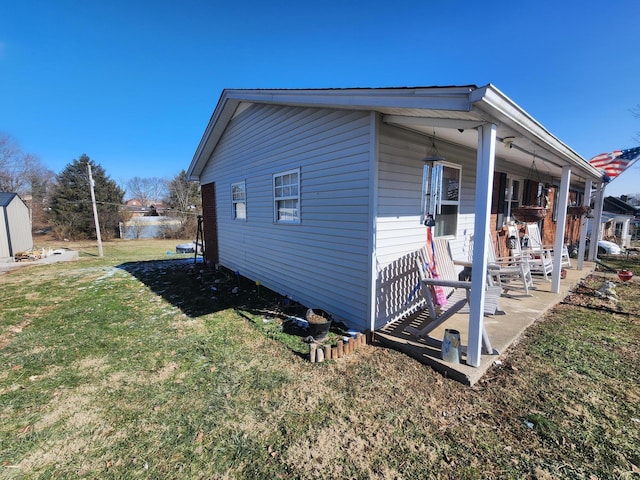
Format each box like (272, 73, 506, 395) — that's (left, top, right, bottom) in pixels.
(87, 162, 104, 257)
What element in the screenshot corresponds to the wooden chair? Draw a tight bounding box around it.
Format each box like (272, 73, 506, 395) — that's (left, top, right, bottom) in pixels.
(525, 222, 571, 268)
(404, 238, 501, 354)
(487, 234, 534, 296)
(506, 224, 553, 280)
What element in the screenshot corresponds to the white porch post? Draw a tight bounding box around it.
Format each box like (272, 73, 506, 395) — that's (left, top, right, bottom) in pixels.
(577, 179, 592, 270)
(589, 183, 606, 261)
(621, 218, 630, 248)
(551, 165, 571, 293)
(467, 123, 496, 367)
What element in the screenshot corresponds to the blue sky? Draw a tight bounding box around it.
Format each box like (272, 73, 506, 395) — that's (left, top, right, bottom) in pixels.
(1, 0, 639, 197)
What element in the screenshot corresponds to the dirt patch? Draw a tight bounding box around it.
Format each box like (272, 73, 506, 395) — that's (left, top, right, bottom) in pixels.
(561, 275, 626, 313)
(0, 319, 31, 350)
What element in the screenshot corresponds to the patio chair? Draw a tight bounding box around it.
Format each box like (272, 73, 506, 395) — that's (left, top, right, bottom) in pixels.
(486, 234, 534, 296)
(506, 224, 553, 280)
(453, 234, 533, 296)
(404, 238, 501, 354)
(525, 222, 571, 268)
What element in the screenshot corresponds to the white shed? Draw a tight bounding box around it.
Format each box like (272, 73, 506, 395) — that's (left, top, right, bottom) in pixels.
(0, 192, 33, 259)
(187, 85, 603, 367)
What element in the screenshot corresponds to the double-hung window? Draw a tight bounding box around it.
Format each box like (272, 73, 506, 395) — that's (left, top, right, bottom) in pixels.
(231, 181, 246, 220)
(422, 162, 461, 237)
(273, 168, 300, 224)
(504, 176, 522, 222)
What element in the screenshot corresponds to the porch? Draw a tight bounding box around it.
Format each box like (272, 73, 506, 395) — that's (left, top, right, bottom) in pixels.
(374, 262, 595, 385)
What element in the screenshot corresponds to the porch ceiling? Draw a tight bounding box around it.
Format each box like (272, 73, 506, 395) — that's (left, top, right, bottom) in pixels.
(380, 108, 596, 187)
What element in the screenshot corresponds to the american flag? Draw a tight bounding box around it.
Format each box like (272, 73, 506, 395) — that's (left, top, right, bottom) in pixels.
(589, 146, 640, 179)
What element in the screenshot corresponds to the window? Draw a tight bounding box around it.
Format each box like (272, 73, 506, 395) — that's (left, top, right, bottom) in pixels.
(504, 177, 522, 221)
(273, 168, 300, 224)
(231, 181, 246, 220)
(422, 162, 461, 237)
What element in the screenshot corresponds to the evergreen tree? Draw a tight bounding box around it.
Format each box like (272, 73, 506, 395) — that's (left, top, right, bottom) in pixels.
(49, 154, 124, 240)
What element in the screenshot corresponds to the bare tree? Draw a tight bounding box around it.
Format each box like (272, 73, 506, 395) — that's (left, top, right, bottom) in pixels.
(0, 133, 56, 229)
(163, 170, 201, 238)
(0, 133, 35, 193)
(126, 176, 168, 208)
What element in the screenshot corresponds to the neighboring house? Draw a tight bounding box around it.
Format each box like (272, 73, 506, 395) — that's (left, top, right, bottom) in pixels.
(603, 196, 637, 216)
(186, 85, 603, 367)
(0, 192, 33, 259)
(589, 197, 639, 247)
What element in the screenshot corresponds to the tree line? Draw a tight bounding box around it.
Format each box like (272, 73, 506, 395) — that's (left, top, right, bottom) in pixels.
(0, 133, 201, 241)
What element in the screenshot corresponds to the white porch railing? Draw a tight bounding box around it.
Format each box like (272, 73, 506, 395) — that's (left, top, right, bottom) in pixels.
(375, 250, 426, 329)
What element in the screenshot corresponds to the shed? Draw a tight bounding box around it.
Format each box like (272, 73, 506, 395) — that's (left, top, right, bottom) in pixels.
(0, 192, 33, 259)
(187, 85, 603, 367)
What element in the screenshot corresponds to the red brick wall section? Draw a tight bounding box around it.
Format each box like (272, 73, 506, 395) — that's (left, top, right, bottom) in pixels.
(201, 182, 218, 265)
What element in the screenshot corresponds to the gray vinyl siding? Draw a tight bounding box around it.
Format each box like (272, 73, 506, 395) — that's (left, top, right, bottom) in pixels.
(199, 104, 372, 330)
(0, 194, 32, 258)
(375, 123, 480, 268)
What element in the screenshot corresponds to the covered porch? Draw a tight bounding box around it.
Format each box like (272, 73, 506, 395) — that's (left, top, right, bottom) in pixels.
(374, 263, 595, 385)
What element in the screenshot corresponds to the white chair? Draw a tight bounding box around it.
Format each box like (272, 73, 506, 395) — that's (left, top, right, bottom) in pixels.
(506, 224, 553, 280)
(404, 238, 501, 354)
(525, 223, 571, 268)
(487, 234, 534, 296)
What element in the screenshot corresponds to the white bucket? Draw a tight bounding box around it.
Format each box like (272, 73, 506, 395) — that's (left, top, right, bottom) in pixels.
(442, 329, 461, 364)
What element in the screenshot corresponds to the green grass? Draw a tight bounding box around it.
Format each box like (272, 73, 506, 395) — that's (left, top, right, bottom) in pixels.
(1, 239, 639, 479)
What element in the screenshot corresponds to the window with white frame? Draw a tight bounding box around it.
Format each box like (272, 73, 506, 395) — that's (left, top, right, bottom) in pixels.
(421, 162, 461, 237)
(231, 181, 246, 220)
(273, 168, 300, 224)
(504, 176, 522, 221)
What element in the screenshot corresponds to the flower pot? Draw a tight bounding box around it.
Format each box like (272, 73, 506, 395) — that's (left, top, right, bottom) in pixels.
(306, 309, 332, 341)
(617, 270, 634, 282)
(567, 205, 591, 217)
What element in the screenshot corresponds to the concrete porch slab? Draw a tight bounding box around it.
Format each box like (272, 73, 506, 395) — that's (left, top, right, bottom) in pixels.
(375, 262, 596, 385)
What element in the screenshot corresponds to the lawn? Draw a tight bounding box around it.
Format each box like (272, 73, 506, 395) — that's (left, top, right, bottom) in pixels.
(1, 239, 639, 479)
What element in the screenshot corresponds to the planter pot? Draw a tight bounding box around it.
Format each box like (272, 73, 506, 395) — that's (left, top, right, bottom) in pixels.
(512, 206, 548, 223)
(306, 309, 332, 341)
(618, 270, 634, 282)
(567, 205, 591, 217)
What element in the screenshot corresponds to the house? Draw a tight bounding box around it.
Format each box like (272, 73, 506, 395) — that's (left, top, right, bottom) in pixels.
(186, 85, 603, 367)
(603, 196, 638, 216)
(0, 192, 33, 260)
(596, 196, 639, 247)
